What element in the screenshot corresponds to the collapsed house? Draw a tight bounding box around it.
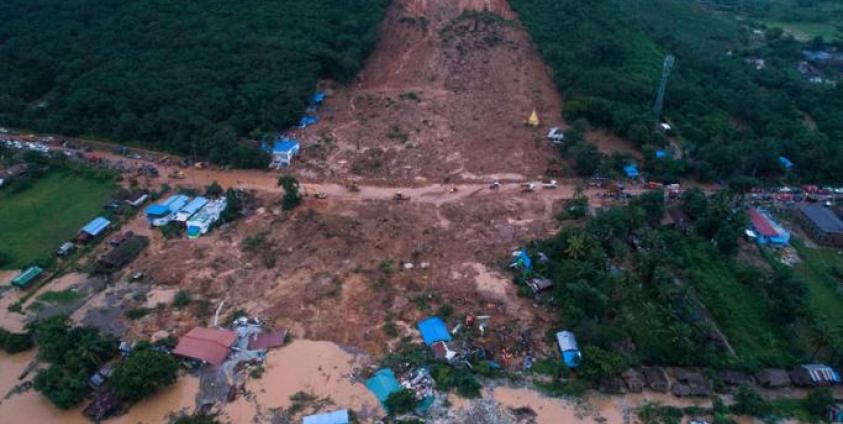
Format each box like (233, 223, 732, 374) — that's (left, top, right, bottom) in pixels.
(418, 316, 456, 361)
(526, 277, 553, 294)
(95, 235, 149, 274)
(172, 327, 238, 366)
(269, 139, 300, 168)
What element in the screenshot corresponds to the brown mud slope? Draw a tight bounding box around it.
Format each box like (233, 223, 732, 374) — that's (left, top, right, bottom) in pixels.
(124, 193, 557, 357)
(296, 0, 563, 183)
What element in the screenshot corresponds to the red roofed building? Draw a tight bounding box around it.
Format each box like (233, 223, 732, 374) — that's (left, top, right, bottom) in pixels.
(748, 207, 790, 245)
(172, 327, 237, 366)
(247, 330, 287, 351)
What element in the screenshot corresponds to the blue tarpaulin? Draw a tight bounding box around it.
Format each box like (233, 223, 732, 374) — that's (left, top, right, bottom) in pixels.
(779, 156, 794, 170)
(303, 409, 349, 424)
(273, 139, 299, 154)
(299, 115, 319, 128)
(364, 368, 401, 407)
(655, 150, 667, 158)
(417, 317, 451, 346)
(311, 91, 326, 106)
(511, 250, 532, 270)
(624, 164, 639, 178)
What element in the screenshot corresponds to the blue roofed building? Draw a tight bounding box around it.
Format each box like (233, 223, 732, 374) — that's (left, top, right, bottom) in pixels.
(417, 317, 452, 346)
(270, 139, 300, 168)
(655, 150, 667, 158)
(311, 91, 326, 106)
(303, 409, 348, 424)
(779, 156, 794, 170)
(556, 330, 582, 368)
(364, 368, 401, 408)
(175, 196, 208, 222)
(298, 115, 319, 128)
(145, 194, 190, 226)
(79, 216, 111, 242)
(624, 164, 640, 179)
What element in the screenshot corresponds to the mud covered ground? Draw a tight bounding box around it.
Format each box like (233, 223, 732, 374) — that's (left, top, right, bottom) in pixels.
(290, 0, 564, 184)
(120, 190, 560, 358)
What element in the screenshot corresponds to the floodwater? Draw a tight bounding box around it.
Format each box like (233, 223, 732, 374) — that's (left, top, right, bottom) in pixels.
(220, 339, 382, 421)
(493, 386, 623, 423)
(0, 348, 199, 424)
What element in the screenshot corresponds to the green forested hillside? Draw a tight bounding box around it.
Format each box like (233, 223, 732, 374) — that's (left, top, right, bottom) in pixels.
(0, 0, 389, 166)
(511, 0, 843, 183)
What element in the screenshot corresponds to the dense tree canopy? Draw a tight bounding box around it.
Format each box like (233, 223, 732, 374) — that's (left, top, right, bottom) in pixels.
(30, 316, 117, 408)
(112, 341, 179, 402)
(0, 0, 389, 167)
(511, 0, 843, 183)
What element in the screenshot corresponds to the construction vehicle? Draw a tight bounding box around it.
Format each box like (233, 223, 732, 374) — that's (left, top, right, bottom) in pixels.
(169, 170, 185, 179)
(489, 181, 501, 190)
(345, 181, 360, 192)
(542, 179, 558, 189)
(393, 192, 411, 202)
(194, 162, 206, 169)
(521, 183, 536, 193)
(314, 191, 328, 199)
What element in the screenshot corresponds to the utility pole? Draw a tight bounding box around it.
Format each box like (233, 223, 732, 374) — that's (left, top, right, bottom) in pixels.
(653, 54, 675, 124)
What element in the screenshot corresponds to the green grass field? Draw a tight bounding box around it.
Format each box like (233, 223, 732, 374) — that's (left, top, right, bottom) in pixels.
(793, 241, 843, 326)
(687, 250, 797, 367)
(0, 171, 115, 269)
(766, 20, 842, 42)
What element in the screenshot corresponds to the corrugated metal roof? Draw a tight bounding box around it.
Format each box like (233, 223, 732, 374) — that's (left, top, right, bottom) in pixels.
(556, 331, 579, 352)
(172, 327, 237, 366)
(179, 196, 208, 215)
(167, 195, 190, 213)
(303, 409, 348, 424)
(273, 139, 299, 153)
(417, 317, 451, 346)
(364, 368, 400, 405)
(80, 216, 111, 236)
(11, 266, 44, 287)
(247, 330, 287, 350)
(801, 364, 841, 383)
(798, 204, 843, 235)
(748, 208, 778, 237)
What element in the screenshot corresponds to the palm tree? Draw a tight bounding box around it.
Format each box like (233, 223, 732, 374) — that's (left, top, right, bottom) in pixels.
(565, 234, 586, 260)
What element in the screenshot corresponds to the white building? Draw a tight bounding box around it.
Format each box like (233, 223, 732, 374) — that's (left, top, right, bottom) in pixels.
(186, 198, 227, 239)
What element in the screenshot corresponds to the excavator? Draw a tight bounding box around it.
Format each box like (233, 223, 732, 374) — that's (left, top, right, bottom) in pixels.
(168, 169, 185, 180)
(344, 181, 360, 192)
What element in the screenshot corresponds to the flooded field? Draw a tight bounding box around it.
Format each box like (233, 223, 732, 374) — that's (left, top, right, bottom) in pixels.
(220, 339, 383, 422)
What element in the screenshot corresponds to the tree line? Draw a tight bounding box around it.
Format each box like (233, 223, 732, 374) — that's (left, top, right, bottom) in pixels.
(0, 0, 389, 167)
(510, 0, 843, 184)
